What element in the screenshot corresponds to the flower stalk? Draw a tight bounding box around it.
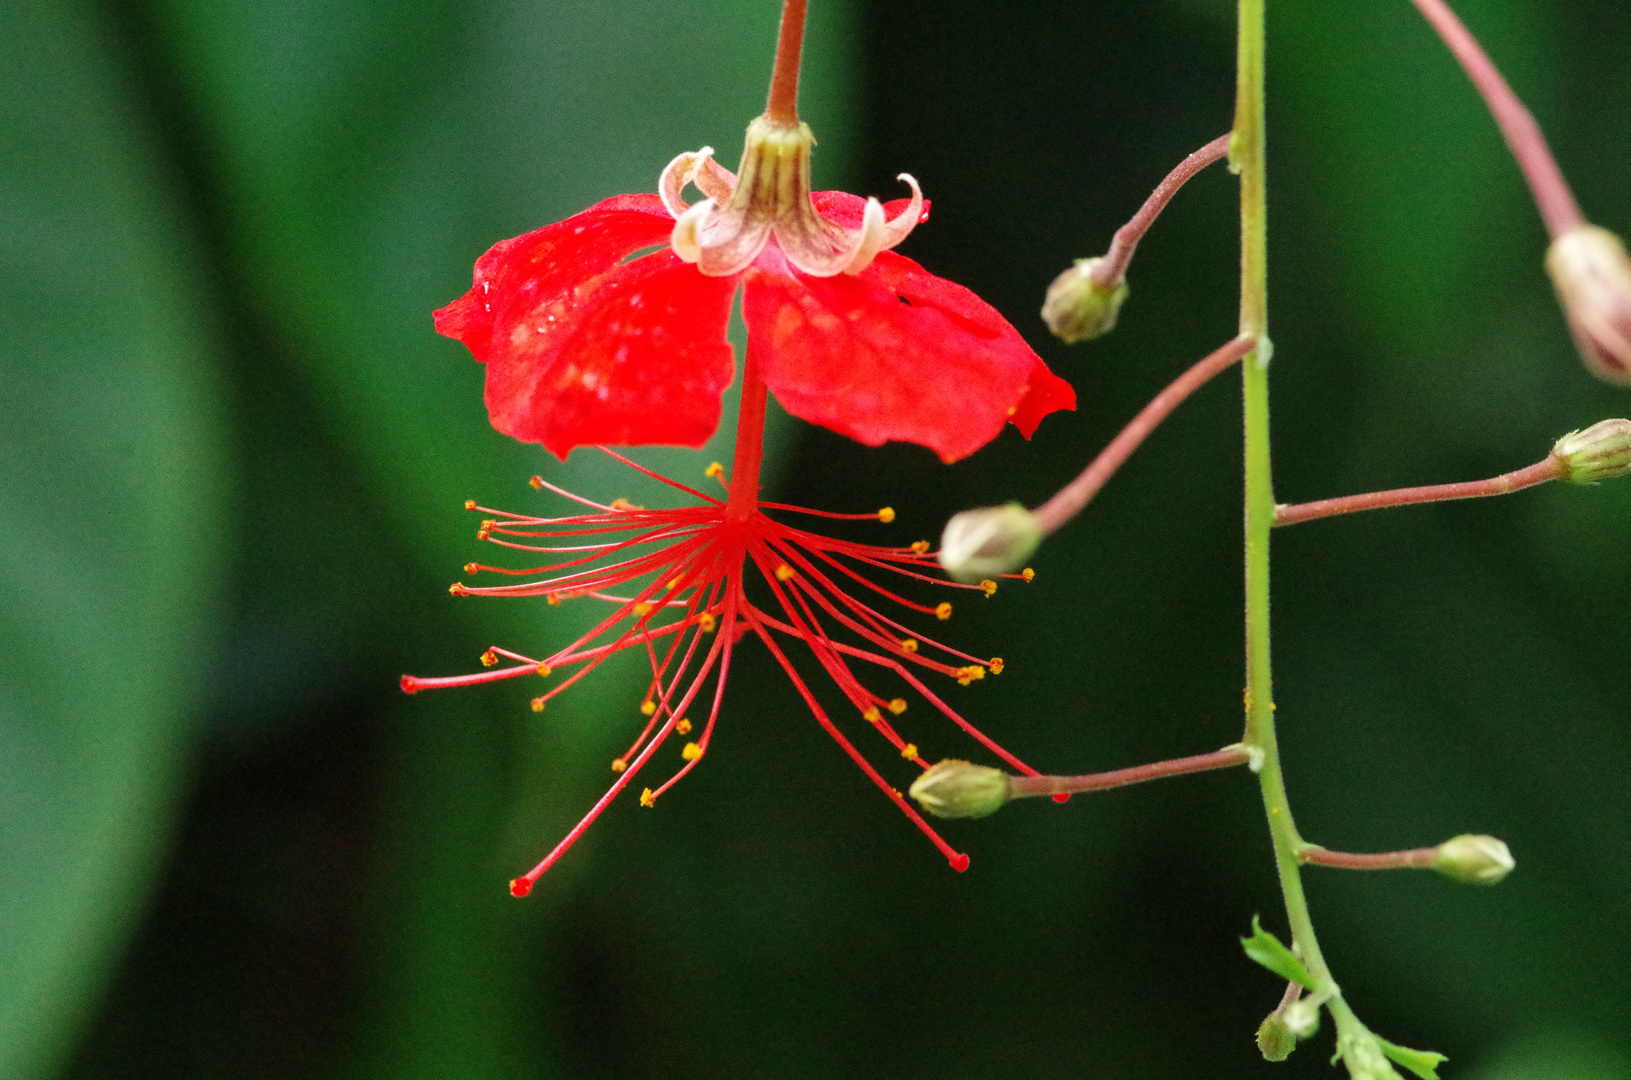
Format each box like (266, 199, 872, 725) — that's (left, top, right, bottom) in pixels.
(1092, 134, 1233, 289)
(1275, 456, 1561, 526)
(1005, 745, 1253, 799)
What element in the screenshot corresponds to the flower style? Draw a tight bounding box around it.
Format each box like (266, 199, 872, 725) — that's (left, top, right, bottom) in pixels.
(409, 0, 1073, 894)
(433, 112, 1074, 463)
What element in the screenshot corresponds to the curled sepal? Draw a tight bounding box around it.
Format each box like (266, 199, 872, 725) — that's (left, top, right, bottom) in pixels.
(1240, 916, 1314, 988)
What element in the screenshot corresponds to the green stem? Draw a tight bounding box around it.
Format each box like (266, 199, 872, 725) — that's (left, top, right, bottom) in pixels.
(1235, 0, 1338, 1000)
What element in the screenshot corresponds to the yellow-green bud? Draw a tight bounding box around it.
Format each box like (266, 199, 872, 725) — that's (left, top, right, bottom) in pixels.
(1042, 257, 1130, 344)
(938, 503, 1041, 583)
(908, 759, 1011, 819)
(1552, 419, 1631, 484)
(1338, 1032, 1404, 1080)
(1256, 1014, 1297, 1062)
(1546, 225, 1631, 386)
(1433, 834, 1514, 885)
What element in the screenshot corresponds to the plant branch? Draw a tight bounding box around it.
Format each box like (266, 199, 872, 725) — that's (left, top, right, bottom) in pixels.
(1031, 336, 1254, 535)
(1408, 0, 1584, 237)
(1274, 455, 1561, 526)
(1007, 745, 1252, 800)
(1091, 134, 1234, 287)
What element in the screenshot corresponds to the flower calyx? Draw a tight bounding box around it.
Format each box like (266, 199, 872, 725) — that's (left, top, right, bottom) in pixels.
(665, 115, 924, 278)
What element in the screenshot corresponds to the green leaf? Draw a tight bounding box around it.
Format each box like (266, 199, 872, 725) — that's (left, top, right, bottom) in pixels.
(1377, 1037, 1450, 1080)
(0, 4, 228, 1079)
(1241, 916, 1314, 988)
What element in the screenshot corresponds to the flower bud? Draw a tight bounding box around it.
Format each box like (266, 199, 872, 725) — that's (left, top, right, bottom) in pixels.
(1433, 834, 1514, 885)
(938, 503, 1041, 583)
(908, 759, 1011, 819)
(1042, 257, 1130, 344)
(1552, 419, 1631, 484)
(1256, 1014, 1298, 1062)
(1282, 998, 1321, 1039)
(1546, 224, 1631, 386)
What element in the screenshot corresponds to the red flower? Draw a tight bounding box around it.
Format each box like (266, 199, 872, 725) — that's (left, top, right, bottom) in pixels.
(434, 115, 1074, 462)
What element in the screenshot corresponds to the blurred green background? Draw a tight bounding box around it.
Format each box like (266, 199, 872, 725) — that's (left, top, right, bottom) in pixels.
(3, 0, 1629, 1077)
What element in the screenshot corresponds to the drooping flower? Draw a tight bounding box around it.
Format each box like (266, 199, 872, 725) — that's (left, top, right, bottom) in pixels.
(408, 1, 1071, 894)
(433, 116, 1074, 463)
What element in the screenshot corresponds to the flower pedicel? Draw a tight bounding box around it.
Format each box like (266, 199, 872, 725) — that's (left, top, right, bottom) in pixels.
(402, 0, 1074, 896)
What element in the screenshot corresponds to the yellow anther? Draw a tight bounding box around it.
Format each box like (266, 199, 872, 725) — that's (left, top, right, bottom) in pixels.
(610, 497, 640, 511)
(901, 743, 919, 761)
(705, 462, 724, 478)
(862, 707, 882, 723)
(697, 612, 717, 633)
(667, 577, 683, 591)
(979, 578, 998, 597)
(935, 602, 953, 621)
(528, 475, 543, 490)
(956, 665, 987, 686)
(480, 649, 498, 667)
(640, 700, 657, 716)
(989, 657, 1005, 675)
(681, 741, 703, 761)
(611, 758, 628, 773)
(475, 529, 490, 541)
(910, 540, 931, 555)
(900, 638, 919, 653)
(676, 718, 693, 734)
(530, 697, 546, 713)
(633, 602, 653, 617)
(878, 506, 896, 523)
(774, 563, 795, 582)
(547, 593, 562, 606)
(639, 788, 656, 807)
(887, 698, 908, 715)
(1021, 567, 1036, 583)
(464, 562, 479, 575)
(464, 499, 477, 511)
(536, 663, 552, 678)
(449, 582, 468, 596)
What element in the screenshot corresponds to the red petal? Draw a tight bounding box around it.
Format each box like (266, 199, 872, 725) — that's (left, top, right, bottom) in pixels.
(811, 190, 930, 230)
(435, 195, 739, 457)
(742, 247, 1073, 462)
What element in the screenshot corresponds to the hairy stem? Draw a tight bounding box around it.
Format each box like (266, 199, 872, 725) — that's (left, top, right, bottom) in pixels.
(1298, 846, 1439, 871)
(1236, 0, 1340, 1001)
(1007, 745, 1252, 799)
(1031, 336, 1254, 535)
(1091, 134, 1234, 287)
(764, 0, 808, 123)
(1408, 0, 1583, 237)
(1275, 455, 1561, 526)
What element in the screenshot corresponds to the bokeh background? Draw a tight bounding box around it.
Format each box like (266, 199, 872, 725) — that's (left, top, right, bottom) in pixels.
(4, 0, 1629, 1077)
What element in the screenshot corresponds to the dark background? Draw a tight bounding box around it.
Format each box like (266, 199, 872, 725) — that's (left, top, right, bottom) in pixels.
(3, 1, 1629, 1078)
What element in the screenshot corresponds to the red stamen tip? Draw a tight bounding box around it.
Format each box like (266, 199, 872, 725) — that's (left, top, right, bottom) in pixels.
(509, 877, 534, 898)
(399, 675, 420, 694)
(1052, 792, 1071, 804)
(948, 852, 971, 873)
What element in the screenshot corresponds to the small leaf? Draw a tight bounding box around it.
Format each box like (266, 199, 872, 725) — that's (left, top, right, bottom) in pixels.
(1240, 916, 1314, 988)
(1377, 1037, 1449, 1080)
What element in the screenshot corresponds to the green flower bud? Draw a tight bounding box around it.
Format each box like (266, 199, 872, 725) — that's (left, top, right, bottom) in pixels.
(1433, 834, 1514, 885)
(1282, 998, 1321, 1038)
(1041, 257, 1130, 344)
(1552, 419, 1631, 484)
(1256, 1014, 1298, 1062)
(937, 503, 1041, 583)
(908, 759, 1011, 819)
(1338, 1032, 1404, 1080)
(1546, 225, 1631, 386)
